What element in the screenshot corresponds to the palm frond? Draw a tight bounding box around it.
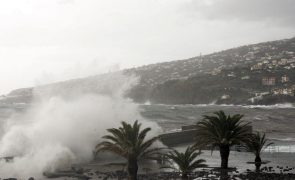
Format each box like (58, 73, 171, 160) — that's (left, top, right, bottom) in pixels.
(164, 146, 207, 174)
(195, 110, 252, 148)
(95, 120, 161, 162)
(245, 132, 274, 156)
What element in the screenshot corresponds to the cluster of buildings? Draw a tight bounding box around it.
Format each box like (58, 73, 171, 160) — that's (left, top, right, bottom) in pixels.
(272, 87, 295, 96)
(262, 77, 276, 86)
(261, 75, 294, 96)
(251, 58, 295, 71)
(261, 75, 290, 86)
(125, 38, 295, 92)
(129, 59, 201, 87)
(250, 84, 295, 103)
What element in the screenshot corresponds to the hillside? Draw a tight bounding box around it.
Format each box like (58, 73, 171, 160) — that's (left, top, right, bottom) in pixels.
(1, 37, 295, 105)
(126, 37, 295, 104)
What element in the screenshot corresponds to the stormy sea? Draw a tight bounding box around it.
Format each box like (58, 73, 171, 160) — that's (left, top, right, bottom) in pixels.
(1, 102, 295, 177)
(140, 103, 295, 172)
(2, 102, 295, 151)
(141, 103, 295, 147)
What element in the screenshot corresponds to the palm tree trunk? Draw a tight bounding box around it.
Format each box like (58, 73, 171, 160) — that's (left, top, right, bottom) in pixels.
(219, 145, 230, 169)
(220, 169, 229, 180)
(181, 173, 188, 179)
(127, 157, 138, 180)
(255, 155, 262, 172)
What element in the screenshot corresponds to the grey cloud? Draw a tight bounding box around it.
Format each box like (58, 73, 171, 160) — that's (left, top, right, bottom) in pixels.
(57, 0, 75, 5)
(185, 0, 295, 26)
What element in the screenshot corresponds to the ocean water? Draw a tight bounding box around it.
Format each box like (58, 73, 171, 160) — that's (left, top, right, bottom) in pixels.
(140, 103, 295, 151)
(1, 103, 295, 151)
(140, 104, 295, 172)
(1, 103, 295, 173)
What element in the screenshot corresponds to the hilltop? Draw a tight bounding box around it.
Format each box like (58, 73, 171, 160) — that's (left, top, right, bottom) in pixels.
(1, 37, 295, 105)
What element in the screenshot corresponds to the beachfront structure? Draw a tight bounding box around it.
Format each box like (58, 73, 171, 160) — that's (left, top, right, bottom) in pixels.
(159, 124, 253, 149)
(159, 125, 197, 146)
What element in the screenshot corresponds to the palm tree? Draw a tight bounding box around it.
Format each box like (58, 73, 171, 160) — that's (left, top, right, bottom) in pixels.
(195, 110, 252, 169)
(164, 146, 207, 179)
(245, 132, 274, 172)
(95, 120, 161, 180)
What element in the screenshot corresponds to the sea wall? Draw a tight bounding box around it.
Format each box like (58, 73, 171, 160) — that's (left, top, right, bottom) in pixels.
(159, 129, 197, 147)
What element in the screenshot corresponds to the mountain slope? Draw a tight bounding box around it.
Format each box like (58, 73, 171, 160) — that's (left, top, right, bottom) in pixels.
(1, 37, 295, 105)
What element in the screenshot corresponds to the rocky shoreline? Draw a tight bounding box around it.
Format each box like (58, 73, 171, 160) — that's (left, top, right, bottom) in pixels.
(20, 166, 295, 180)
(1, 164, 291, 180)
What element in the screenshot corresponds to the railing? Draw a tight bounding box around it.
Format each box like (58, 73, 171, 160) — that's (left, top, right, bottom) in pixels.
(264, 145, 295, 153)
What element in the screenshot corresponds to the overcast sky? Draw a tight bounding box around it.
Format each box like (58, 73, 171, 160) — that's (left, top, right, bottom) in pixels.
(0, 0, 294, 94)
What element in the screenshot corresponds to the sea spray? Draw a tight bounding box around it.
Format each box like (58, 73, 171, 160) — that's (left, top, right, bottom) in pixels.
(0, 73, 162, 178)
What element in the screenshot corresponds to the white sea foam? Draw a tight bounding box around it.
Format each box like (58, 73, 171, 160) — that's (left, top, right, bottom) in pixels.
(0, 73, 162, 178)
(166, 103, 295, 109)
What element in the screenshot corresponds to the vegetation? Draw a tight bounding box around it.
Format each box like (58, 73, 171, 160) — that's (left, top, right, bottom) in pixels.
(148, 67, 295, 105)
(245, 132, 274, 172)
(195, 110, 252, 169)
(163, 146, 207, 179)
(95, 120, 161, 180)
(94, 111, 277, 178)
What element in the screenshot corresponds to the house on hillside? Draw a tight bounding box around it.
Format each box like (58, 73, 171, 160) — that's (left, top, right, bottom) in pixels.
(251, 64, 262, 71)
(281, 75, 290, 83)
(272, 88, 294, 96)
(241, 75, 250, 80)
(272, 60, 278, 65)
(287, 58, 295, 63)
(278, 59, 288, 65)
(262, 77, 276, 86)
(221, 94, 230, 100)
(255, 91, 270, 97)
